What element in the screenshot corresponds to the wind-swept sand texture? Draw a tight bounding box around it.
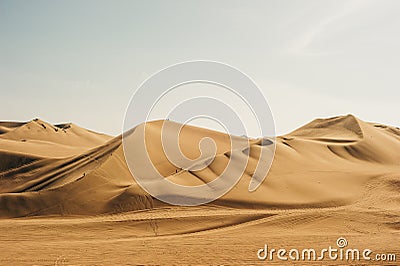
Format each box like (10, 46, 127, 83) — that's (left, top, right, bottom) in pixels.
(0, 115, 399, 264)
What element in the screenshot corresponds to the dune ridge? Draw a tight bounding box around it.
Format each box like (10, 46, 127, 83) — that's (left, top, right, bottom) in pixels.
(0, 114, 398, 218)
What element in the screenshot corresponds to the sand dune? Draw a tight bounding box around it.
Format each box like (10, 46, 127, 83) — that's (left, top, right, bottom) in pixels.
(0, 115, 398, 264)
(1, 114, 398, 216)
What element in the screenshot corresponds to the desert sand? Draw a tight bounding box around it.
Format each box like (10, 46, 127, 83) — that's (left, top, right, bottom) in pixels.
(0, 115, 399, 265)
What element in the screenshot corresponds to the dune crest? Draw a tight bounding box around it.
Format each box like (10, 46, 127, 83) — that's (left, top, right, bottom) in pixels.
(289, 114, 363, 140)
(0, 118, 111, 147)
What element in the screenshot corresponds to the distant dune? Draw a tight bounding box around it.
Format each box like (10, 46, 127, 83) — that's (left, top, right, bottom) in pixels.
(0, 115, 399, 264)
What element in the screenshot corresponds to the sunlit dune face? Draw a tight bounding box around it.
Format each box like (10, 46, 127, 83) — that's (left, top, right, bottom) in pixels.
(143, 120, 233, 180)
(140, 120, 267, 188)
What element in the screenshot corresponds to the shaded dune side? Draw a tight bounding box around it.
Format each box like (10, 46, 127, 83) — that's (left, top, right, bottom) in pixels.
(0, 137, 153, 217)
(0, 115, 399, 217)
(0, 151, 40, 172)
(0, 121, 26, 134)
(0, 120, 153, 217)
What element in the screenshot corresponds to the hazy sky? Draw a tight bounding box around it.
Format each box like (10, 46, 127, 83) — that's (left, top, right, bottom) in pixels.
(1, 0, 399, 136)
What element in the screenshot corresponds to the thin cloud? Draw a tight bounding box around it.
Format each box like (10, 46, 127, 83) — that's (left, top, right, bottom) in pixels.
(287, 0, 369, 56)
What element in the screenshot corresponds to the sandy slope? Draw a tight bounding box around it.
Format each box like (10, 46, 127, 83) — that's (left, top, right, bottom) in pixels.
(1, 114, 398, 216)
(0, 115, 399, 264)
(0, 119, 111, 173)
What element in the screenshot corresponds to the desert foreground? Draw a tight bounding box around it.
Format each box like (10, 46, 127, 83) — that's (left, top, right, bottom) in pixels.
(0, 115, 399, 265)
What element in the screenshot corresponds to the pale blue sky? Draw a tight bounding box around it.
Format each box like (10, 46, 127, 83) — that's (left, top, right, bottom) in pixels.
(1, 0, 399, 136)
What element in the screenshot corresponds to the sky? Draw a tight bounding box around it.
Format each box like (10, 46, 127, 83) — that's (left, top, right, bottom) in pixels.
(1, 0, 399, 136)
